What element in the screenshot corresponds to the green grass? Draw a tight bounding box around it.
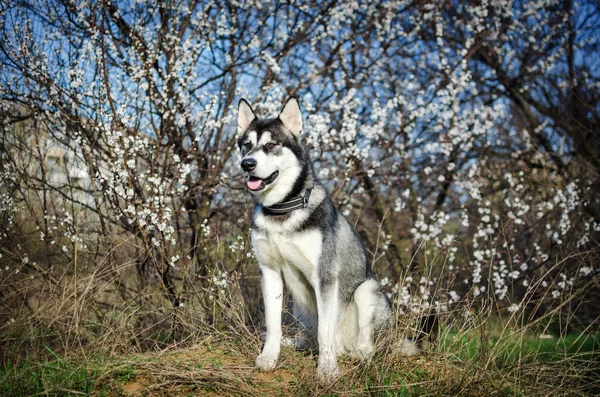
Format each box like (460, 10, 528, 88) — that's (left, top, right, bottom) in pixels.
(1, 356, 101, 396)
(440, 331, 600, 364)
(0, 347, 140, 397)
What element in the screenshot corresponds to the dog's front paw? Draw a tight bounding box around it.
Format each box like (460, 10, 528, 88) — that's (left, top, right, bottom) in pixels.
(316, 356, 339, 383)
(255, 352, 278, 371)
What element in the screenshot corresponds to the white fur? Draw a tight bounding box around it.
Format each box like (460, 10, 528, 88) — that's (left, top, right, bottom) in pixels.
(279, 97, 302, 137)
(256, 131, 271, 147)
(353, 279, 379, 359)
(252, 226, 321, 372)
(255, 264, 283, 371)
(251, 196, 384, 380)
(242, 130, 303, 207)
(238, 100, 256, 134)
(246, 130, 257, 146)
(252, 227, 322, 305)
(397, 338, 421, 356)
(253, 224, 342, 380)
(315, 278, 340, 380)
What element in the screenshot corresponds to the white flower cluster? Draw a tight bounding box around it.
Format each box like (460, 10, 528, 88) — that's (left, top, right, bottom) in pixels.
(211, 270, 229, 291)
(228, 235, 246, 253)
(381, 275, 450, 315)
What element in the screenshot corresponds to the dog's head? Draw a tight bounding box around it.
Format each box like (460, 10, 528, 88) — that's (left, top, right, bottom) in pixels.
(237, 96, 306, 206)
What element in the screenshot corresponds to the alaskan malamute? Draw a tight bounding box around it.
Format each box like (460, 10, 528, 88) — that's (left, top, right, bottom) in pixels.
(237, 96, 401, 381)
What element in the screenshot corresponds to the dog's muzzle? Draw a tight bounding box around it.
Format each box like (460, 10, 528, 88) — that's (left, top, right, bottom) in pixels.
(245, 170, 279, 191)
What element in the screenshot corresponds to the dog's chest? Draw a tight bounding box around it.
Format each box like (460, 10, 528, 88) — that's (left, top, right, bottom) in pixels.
(252, 228, 322, 277)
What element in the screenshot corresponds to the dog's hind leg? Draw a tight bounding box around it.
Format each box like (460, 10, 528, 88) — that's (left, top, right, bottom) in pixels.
(353, 280, 377, 359)
(256, 265, 283, 371)
(353, 279, 391, 360)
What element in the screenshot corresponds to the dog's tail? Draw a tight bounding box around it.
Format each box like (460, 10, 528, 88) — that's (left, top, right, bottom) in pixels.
(396, 312, 439, 356)
(396, 337, 421, 356)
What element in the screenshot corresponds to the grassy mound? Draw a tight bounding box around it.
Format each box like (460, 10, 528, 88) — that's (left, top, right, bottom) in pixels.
(2, 331, 598, 396)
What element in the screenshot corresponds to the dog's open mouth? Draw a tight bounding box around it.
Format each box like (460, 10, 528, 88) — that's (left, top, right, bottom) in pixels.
(246, 170, 279, 191)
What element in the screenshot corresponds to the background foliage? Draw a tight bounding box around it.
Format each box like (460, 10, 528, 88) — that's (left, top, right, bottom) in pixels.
(0, 1, 599, 394)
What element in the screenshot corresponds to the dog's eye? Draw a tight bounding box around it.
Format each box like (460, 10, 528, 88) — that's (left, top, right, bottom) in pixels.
(265, 142, 277, 150)
(243, 142, 252, 150)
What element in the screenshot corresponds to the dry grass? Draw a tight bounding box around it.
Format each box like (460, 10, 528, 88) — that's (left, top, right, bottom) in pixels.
(2, 319, 598, 396)
(1, 234, 598, 396)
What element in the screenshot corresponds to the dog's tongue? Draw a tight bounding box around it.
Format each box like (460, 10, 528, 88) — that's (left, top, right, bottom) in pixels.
(247, 179, 263, 190)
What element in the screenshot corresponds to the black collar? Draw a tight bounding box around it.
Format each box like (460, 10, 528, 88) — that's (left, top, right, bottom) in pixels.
(262, 186, 313, 216)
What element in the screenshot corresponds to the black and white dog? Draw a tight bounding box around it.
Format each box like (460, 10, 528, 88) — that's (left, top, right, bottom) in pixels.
(237, 96, 399, 381)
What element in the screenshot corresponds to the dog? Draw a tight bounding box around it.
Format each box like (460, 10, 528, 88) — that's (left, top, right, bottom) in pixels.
(237, 96, 399, 382)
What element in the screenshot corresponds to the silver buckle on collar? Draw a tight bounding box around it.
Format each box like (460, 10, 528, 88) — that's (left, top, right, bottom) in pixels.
(303, 187, 313, 208)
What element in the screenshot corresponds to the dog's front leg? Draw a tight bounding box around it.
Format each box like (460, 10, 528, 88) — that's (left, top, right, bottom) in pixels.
(316, 280, 340, 382)
(256, 265, 283, 371)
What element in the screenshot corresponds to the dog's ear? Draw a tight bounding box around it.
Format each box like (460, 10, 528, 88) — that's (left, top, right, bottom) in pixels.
(279, 96, 302, 137)
(238, 98, 256, 134)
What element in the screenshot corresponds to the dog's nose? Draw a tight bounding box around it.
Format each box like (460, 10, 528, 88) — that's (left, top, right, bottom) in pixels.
(241, 158, 257, 172)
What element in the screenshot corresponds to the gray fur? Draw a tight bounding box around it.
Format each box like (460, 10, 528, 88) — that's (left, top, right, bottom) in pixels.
(238, 96, 395, 381)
